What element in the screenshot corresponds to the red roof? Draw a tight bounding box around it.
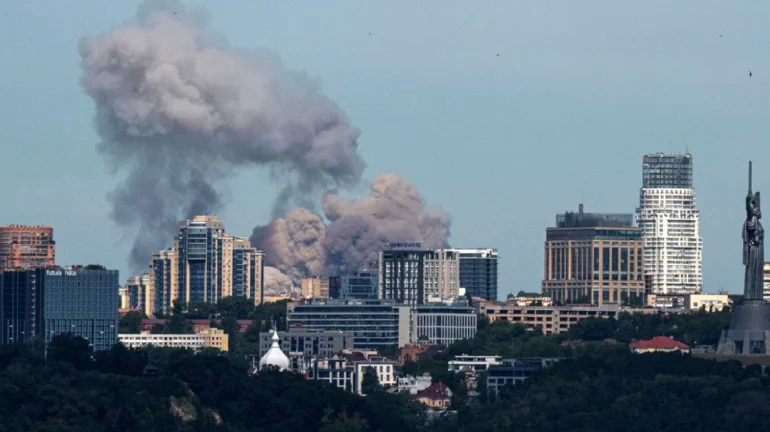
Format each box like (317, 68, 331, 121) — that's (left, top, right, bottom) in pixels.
(630, 336, 690, 350)
(413, 383, 451, 401)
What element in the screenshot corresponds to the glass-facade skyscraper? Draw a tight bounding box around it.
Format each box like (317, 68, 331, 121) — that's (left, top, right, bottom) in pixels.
(43, 266, 119, 352)
(177, 216, 225, 304)
(0, 269, 44, 345)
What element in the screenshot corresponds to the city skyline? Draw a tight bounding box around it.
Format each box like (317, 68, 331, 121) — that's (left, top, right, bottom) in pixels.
(1, 1, 769, 297)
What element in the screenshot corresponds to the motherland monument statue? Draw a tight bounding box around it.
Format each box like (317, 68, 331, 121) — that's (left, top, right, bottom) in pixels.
(717, 161, 770, 355)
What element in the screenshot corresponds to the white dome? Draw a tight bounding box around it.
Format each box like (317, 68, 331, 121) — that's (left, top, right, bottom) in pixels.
(259, 330, 290, 371)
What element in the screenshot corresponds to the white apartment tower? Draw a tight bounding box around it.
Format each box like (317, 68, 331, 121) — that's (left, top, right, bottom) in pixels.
(636, 153, 703, 295)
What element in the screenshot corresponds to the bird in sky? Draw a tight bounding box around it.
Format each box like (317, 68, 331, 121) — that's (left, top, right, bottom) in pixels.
(749, 70, 753, 78)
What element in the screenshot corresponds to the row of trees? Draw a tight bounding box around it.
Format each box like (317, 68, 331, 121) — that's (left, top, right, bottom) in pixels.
(3, 305, 769, 431)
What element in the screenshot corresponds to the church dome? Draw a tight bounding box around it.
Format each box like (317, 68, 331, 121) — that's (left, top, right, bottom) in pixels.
(259, 330, 290, 371)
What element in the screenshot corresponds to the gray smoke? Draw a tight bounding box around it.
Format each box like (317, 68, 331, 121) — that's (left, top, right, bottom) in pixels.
(252, 173, 452, 290)
(79, 0, 364, 272)
(263, 266, 297, 297)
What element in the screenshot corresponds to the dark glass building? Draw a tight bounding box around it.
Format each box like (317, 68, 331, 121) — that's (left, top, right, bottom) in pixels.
(0, 269, 44, 345)
(453, 248, 499, 301)
(642, 153, 693, 189)
(43, 266, 119, 352)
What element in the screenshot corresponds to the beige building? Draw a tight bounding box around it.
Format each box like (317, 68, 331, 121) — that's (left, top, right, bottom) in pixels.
(684, 293, 729, 312)
(425, 249, 461, 301)
(118, 287, 130, 309)
(474, 299, 620, 336)
(301, 277, 330, 299)
(542, 206, 645, 306)
(118, 328, 229, 352)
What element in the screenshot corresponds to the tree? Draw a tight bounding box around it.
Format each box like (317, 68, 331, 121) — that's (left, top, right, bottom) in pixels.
(47, 333, 92, 370)
(321, 409, 371, 432)
(216, 296, 255, 319)
(118, 310, 144, 334)
(361, 366, 380, 395)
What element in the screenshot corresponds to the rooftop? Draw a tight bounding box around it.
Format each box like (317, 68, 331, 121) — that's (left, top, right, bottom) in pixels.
(630, 336, 690, 350)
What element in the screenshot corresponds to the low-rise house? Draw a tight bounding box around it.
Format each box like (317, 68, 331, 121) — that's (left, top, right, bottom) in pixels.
(412, 383, 452, 411)
(630, 336, 690, 354)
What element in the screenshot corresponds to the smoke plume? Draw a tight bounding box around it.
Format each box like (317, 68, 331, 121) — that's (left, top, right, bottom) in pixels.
(79, 0, 364, 271)
(252, 173, 452, 291)
(263, 266, 297, 297)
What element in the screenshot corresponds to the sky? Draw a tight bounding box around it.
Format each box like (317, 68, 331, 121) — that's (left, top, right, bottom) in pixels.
(1, 0, 769, 298)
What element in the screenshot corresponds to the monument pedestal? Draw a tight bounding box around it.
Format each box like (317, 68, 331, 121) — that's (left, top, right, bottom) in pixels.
(717, 300, 770, 355)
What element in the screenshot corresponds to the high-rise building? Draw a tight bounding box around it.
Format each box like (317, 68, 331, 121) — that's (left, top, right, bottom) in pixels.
(423, 250, 460, 302)
(43, 266, 119, 352)
(441, 248, 499, 301)
(124, 273, 153, 314)
(0, 225, 55, 270)
(149, 216, 264, 311)
(379, 250, 428, 306)
(301, 277, 330, 299)
(378, 249, 460, 306)
(150, 249, 177, 316)
(231, 237, 264, 305)
(177, 216, 226, 304)
(636, 153, 703, 295)
(0, 269, 44, 345)
(542, 205, 645, 305)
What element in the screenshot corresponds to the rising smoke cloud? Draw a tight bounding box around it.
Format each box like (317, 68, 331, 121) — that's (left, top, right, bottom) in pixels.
(78, 0, 365, 272)
(251, 173, 452, 290)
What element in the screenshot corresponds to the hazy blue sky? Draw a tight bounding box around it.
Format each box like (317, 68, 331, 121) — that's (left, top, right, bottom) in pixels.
(1, 1, 769, 298)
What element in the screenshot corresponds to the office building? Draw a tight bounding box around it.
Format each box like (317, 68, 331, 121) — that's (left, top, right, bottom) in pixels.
(301, 277, 330, 299)
(339, 263, 378, 300)
(287, 299, 411, 350)
(0, 225, 55, 270)
(542, 205, 645, 305)
(308, 353, 397, 395)
(150, 249, 177, 316)
(636, 153, 703, 295)
(413, 302, 477, 346)
(258, 328, 354, 363)
(43, 266, 119, 352)
(0, 269, 44, 345)
(451, 248, 498, 301)
(378, 248, 460, 305)
(118, 328, 228, 351)
(474, 299, 620, 335)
